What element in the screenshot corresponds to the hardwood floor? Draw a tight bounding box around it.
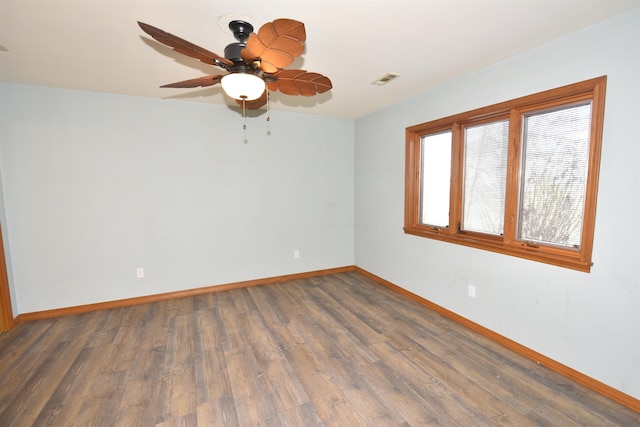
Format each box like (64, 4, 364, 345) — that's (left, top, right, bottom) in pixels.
(0, 271, 638, 426)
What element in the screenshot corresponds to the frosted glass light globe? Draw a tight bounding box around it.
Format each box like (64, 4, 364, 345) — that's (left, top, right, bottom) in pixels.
(221, 73, 266, 101)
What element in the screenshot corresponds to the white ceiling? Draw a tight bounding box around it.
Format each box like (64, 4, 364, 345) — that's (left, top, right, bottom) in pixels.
(1, 1, 638, 119)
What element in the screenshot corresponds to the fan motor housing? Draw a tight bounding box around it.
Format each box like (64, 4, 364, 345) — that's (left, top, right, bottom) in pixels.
(224, 42, 245, 63)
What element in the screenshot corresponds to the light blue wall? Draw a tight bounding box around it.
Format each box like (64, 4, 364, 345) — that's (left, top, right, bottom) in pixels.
(354, 9, 639, 399)
(0, 85, 354, 313)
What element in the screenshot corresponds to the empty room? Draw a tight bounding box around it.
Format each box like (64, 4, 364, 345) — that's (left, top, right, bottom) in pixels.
(0, 1, 639, 425)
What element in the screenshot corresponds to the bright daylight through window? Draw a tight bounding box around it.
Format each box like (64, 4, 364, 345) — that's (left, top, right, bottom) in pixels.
(404, 77, 606, 272)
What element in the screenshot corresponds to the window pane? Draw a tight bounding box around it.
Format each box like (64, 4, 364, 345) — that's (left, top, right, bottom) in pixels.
(519, 103, 591, 248)
(462, 120, 509, 235)
(420, 131, 452, 227)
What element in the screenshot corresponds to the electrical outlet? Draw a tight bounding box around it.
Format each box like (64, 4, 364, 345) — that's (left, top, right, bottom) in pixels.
(136, 267, 144, 278)
(468, 284, 476, 299)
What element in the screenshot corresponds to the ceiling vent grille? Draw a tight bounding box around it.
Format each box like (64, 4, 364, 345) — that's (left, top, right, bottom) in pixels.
(372, 72, 400, 86)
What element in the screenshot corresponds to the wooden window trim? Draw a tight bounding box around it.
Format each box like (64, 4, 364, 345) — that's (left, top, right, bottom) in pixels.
(404, 76, 607, 272)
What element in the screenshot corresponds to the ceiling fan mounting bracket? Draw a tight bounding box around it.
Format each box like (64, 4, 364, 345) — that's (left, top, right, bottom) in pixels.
(228, 20, 254, 43)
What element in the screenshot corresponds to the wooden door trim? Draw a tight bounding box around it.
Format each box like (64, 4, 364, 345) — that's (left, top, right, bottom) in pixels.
(0, 225, 15, 331)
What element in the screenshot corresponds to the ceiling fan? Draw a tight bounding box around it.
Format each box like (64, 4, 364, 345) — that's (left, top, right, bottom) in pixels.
(137, 18, 332, 111)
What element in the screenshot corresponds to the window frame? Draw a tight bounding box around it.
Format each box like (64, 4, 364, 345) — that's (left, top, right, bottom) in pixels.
(404, 76, 607, 272)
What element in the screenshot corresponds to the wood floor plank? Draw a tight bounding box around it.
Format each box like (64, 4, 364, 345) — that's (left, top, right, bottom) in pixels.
(295, 279, 488, 425)
(0, 319, 66, 406)
(2, 341, 74, 426)
(278, 331, 367, 427)
(0, 320, 54, 373)
(155, 314, 197, 425)
(33, 343, 110, 427)
(74, 368, 129, 426)
(0, 271, 638, 426)
(113, 346, 165, 427)
(193, 297, 241, 426)
(111, 303, 172, 426)
(1, 311, 111, 426)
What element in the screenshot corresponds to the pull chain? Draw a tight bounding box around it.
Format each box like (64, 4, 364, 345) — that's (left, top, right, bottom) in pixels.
(242, 98, 247, 130)
(265, 90, 271, 135)
(266, 90, 270, 123)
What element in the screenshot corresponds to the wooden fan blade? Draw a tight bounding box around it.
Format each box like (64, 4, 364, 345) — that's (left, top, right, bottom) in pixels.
(235, 91, 268, 110)
(138, 21, 233, 69)
(160, 75, 224, 88)
(241, 19, 306, 74)
(268, 70, 332, 96)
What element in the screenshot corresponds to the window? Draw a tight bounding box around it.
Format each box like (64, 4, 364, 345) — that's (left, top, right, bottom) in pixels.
(404, 76, 606, 272)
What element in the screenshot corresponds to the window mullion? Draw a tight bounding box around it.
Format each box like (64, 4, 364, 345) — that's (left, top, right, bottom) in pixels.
(503, 109, 522, 246)
(449, 124, 464, 235)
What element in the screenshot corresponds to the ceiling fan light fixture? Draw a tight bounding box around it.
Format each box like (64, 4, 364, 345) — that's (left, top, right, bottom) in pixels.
(221, 73, 265, 101)
(138, 18, 331, 113)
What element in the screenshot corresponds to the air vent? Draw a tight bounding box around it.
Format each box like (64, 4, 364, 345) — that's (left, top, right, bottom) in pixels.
(372, 72, 400, 86)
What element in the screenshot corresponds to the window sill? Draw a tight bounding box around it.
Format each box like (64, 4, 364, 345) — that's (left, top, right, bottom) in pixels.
(403, 227, 592, 273)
